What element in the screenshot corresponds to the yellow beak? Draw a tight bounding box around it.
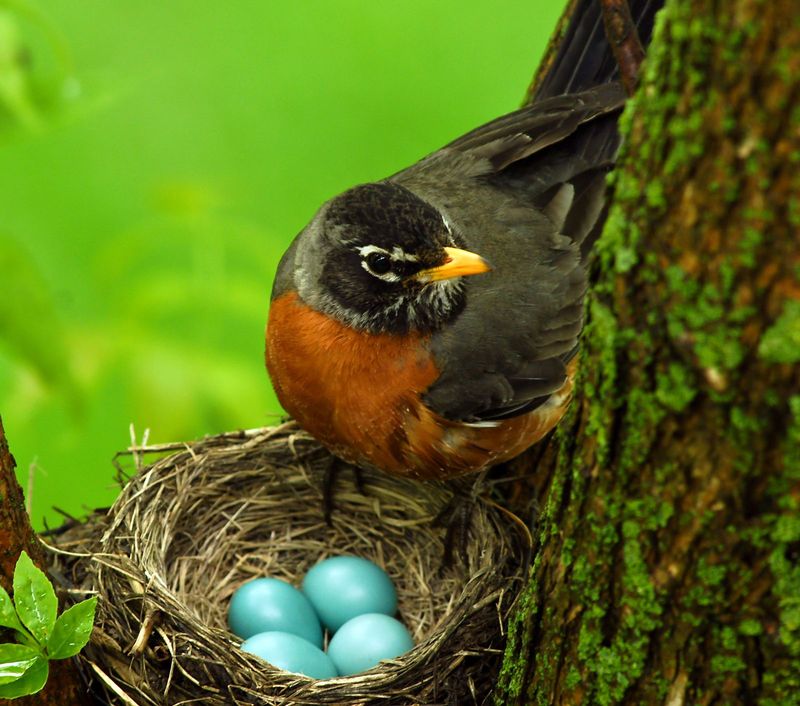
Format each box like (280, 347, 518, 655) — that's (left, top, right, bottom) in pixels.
(415, 246, 492, 283)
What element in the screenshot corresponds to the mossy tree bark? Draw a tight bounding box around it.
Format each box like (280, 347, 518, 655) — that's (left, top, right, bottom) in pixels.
(496, 1, 800, 704)
(0, 417, 93, 705)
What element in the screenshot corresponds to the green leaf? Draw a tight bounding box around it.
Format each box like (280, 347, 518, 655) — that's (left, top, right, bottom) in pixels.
(0, 643, 40, 685)
(0, 586, 24, 634)
(12, 552, 57, 645)
(0, 657, 48, 699)
(46, 597, 97, 659)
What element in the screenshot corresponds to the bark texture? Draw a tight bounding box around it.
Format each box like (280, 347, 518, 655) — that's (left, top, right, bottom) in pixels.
(0, 417, 92, 705)
(496, 1, 800, 704)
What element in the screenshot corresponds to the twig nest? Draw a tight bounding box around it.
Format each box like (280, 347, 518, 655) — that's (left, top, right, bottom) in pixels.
(48, 422, 524, 705)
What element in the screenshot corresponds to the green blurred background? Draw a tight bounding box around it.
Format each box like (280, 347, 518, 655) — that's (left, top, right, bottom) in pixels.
(0, 0, 564, 529)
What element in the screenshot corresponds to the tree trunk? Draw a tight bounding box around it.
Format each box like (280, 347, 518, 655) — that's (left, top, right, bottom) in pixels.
(496, 1, 800, 704)
(0, 418, 93, 705)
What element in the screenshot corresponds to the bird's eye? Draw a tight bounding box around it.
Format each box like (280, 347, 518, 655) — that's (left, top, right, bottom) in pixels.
(365, 252, 391, 275)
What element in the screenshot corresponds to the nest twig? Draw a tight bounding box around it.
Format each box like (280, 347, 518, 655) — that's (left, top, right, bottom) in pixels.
(47, 422, 524, 705)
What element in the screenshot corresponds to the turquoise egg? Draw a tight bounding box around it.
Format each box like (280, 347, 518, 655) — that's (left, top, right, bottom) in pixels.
(327, 613, 414, 676)
(302, 556, 397, 632)
(228, 578, 323, 646)
(241, 631, 338, 679)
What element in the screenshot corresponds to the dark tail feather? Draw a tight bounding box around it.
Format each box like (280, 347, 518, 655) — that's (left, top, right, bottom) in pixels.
(533, 0, 663, 100)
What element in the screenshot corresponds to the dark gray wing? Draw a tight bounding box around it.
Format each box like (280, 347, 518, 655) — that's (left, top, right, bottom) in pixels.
(390, 84, 624, 422)
(533, 0, 661, 100)
(394, 82, 624, 181)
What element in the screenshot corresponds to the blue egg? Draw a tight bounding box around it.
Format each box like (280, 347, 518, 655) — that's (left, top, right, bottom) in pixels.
(228, 578, 323, 646)
(302, 556, 397, 632)
(241, 631, 338, 679)
(327, 613, 414, 675)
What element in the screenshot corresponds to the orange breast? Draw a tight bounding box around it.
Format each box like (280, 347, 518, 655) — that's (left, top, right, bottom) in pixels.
(266, 291, 574, 480)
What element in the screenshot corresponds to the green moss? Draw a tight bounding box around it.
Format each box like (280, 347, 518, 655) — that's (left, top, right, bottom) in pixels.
(785, 396, 800, 479)
(739, 226, 764, 267)
(758, 300, 800, 364)
(768, 545, 800, 652)
(582, 297, 621, 468)
(644, 180, 667, 211)
(595, 0, 711, 288)
(620, 524, 660, 620)
(496, 417, 579, 704)
(760, 687, 800, 706)
(773, 515, 800, 543)
(598, 185, 641, 276)
(682, 556, 728, 621)
(755, 397, 800, 701)
(710, 653, 746, 674)
(739, 619, 763, 636)
(497, 567, 537, 700)
(566, 3, 723, 701)
(695, 330, 746, 371)
(788, 194, 800, 228)
(565, 665, 582, 690)
(617, 386, 663, 477)
(655, 362, 697, 412)
(615, 243, 638, 274)
(580, 520, 663, 705)
(663, 263, 749, 372)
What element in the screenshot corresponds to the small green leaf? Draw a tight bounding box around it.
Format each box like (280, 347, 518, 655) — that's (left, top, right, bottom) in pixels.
(0, 656, 48, 699)
(46, 597, 97, 659)
(0, 643, 40, 685)
(0, 586, 24, 634)
(12, 552, 57, 645)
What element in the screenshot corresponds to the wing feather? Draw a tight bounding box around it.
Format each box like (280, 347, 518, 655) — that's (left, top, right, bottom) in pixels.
(391, 84, 625, 422)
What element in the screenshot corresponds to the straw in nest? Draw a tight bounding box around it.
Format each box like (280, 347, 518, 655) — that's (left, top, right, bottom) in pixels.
(47, 422, 525, 705)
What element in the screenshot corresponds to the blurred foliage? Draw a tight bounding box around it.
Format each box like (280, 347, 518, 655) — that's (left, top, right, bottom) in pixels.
(0, 0, 564, 528)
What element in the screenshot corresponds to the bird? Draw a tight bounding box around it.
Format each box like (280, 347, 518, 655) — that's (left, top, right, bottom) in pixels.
(265, 0, 660, 482)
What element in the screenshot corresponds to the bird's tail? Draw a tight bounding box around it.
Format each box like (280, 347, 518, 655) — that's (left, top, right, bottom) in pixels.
(531, 0, 663, 100)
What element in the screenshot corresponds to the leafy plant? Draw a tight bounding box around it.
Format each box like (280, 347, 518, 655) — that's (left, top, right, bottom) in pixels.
(0, 551, 96, 698)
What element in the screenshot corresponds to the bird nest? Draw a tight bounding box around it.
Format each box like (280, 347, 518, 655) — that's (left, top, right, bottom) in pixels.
(47, 422, 525, 705)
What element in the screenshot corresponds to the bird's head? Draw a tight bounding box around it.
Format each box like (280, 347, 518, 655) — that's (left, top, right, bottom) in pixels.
(290, 182, 490, 334)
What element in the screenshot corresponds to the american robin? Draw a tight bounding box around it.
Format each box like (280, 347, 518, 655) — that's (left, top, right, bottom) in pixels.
(266, 83, 623, 480)
(266, 1, 660, 482)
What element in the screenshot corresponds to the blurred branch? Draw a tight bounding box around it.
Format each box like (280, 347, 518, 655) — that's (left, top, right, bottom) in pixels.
(599, 0, 645, 94)
(0, 416, 93, 704)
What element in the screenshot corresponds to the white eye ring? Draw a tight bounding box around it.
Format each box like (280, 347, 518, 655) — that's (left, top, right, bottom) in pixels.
(356, 245, 420, 263)
(357, 246, 399, 281)
(356, 245, 421, 282)
(357, 245, 389, 259)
